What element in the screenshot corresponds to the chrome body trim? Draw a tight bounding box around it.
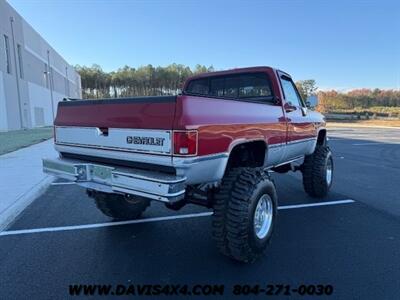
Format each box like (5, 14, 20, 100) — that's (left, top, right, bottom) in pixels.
(266, 137, 316, 167)
(281, 137, 316, 161)
(266, 142, 285, 166)
(268, 156, 304, 169)
(287, 137, 316, 145)
(55, 144, 229, 185)
(49, 134, 319, 199)
(173, 153, 229, 184)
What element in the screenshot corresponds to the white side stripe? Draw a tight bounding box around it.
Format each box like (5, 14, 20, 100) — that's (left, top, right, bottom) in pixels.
(0, 199, 355, 236)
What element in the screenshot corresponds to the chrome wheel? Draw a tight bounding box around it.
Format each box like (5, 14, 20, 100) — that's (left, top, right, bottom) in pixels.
(326, 157, 333, 186)
(253, 194, 273, 239)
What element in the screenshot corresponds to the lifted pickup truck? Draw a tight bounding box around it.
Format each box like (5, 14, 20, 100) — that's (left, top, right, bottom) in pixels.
(43, 66, 333, 262)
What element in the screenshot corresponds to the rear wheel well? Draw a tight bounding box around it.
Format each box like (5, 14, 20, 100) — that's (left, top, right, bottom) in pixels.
(226, 141, 266, 171)
(317, 129, 327, 146)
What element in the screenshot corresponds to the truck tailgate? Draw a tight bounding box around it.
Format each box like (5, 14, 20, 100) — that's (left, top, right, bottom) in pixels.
(54, 96, 177, 155)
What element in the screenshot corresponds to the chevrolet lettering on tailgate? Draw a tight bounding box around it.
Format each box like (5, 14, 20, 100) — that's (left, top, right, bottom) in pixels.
(127, 136, 165, 146)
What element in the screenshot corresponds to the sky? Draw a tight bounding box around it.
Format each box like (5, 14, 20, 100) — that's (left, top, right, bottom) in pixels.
(7, 0, 400, 90)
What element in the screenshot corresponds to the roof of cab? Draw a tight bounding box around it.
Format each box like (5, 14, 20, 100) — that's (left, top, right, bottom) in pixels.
(185, 66, 276, 82)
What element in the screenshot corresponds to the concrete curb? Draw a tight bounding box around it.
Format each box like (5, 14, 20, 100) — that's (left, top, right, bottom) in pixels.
(0, 175, 54, 232)
(327, 123, 400, 130)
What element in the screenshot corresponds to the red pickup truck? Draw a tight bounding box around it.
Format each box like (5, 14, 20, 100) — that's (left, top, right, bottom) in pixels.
(43, 66, 333, 262)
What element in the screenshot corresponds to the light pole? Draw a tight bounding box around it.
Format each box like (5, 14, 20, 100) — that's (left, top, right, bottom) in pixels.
(65, 66, 70, 97)
(10, 16, 24, 129)
(46, 50, 55, 120)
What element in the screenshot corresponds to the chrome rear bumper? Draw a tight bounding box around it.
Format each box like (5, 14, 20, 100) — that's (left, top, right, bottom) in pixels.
(43, 158, 186, 203)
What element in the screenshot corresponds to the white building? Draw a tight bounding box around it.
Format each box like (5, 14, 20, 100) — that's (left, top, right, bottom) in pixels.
(0, 0, 81, 131)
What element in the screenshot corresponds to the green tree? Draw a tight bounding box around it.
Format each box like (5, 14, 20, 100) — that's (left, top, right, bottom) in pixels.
(296, 79, 317, 100)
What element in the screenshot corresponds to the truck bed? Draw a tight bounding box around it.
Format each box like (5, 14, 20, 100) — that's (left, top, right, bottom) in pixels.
(55, 96, 177, 129)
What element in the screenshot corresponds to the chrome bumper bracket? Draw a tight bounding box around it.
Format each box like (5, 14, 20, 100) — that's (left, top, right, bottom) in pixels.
(43, 158, 186, 203)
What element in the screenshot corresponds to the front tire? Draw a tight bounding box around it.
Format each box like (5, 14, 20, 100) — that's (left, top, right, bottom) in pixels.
(212, 168, 278, 263)
(302, 145, 333, 198)
(91, 191, 150, 220)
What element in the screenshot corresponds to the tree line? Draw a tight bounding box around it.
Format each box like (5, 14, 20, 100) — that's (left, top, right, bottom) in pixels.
(317, 89, 400, 113)
(74, 63, 214, 99)
(75, 64, 400, 113)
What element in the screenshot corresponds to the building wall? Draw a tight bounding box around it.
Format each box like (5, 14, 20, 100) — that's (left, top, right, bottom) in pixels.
(0, 0, 81, 131)
(0, 72, 8, 129)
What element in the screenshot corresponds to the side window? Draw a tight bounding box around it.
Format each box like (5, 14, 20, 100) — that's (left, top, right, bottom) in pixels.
(280, 76, 302, 107)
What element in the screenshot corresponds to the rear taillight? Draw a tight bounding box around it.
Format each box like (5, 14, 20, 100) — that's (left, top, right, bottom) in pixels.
(173, 130, 198, 156)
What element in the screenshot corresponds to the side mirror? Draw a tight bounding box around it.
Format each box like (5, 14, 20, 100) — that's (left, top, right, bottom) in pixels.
(305, 95, 318, 109)
(301, 106, 308, 116)
(284, 102, 297, 113)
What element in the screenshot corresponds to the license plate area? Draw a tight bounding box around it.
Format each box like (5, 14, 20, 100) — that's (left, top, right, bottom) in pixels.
(90, 164, 113, 184)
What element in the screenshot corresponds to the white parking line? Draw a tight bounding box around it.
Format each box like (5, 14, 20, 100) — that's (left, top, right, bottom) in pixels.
(352, 142, 382, 146)
(277, 199, 354, 210)
(328, 138, 399, 145)
(0, 199, 355, 237)
(352, 142, 400, 146)
(51, 182, 76, 186)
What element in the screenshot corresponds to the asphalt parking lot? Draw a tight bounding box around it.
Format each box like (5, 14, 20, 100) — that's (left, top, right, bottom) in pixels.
(0, 126, 399, 299)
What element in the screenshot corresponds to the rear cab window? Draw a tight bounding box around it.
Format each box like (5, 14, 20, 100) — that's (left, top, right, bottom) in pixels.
(187, 78, 209, 95)
(185, 72, 274, 103)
